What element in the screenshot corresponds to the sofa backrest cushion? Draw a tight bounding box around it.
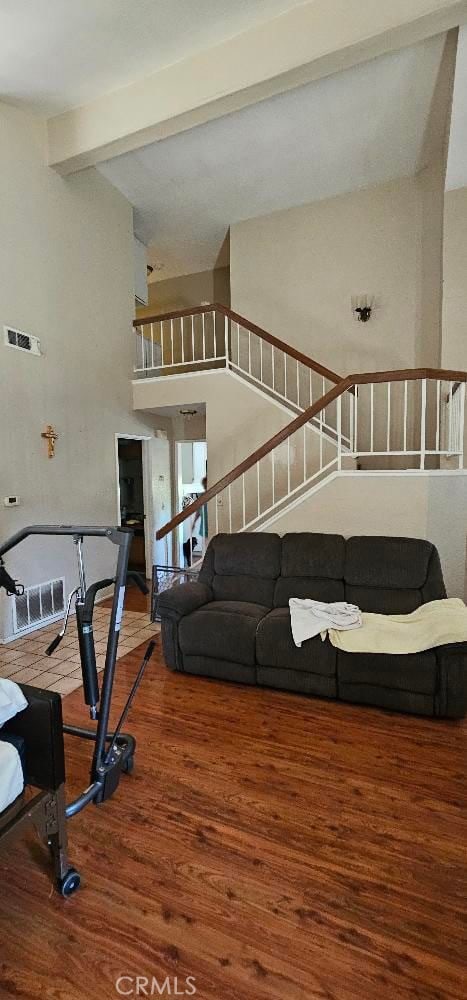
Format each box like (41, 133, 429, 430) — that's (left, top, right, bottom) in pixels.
(274, 533, 345, 607)
(344, 536, 446, 613)
(198, 532, 446, 614)
(199, 533, 282, 607)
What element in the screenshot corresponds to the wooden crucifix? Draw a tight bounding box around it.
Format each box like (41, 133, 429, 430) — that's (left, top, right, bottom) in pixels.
(41, 424, 58, 458)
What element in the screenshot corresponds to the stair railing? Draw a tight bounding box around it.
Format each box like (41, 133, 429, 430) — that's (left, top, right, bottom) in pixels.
(133, 303, 353, 447)
(155, 367, 466, 571)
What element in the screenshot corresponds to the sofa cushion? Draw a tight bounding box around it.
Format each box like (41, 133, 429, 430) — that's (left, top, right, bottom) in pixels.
(274, 577, 344, 607)
(344, 586, 422, 615)
(345, 536, 435, 589)
(274, 533, 345, 607)
(178, 601, 269, 666)
(256, 608, 337, 676)
(281, 533, 345, 578)
(201, 533, 281, 606)
(337, 649, 438, 695)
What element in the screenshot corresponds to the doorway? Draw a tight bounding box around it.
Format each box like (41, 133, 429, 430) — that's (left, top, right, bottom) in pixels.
(117, 438, 147, 575)
(175, 440, 207, 567)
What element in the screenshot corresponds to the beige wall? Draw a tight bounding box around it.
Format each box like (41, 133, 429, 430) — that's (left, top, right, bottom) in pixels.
(0, 102, 164, 638)
(442, 185, 467, 463)
(134, 369, 329, 536)
(442, 186, 467, 370)
(136, 267, 230, 319)
(134, 370, 291, 487)
(267, 471, 467, 599)
(230, 178, 430, 375)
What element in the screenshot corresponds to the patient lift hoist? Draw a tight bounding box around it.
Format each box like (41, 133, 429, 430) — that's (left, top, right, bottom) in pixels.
(0, 525, 155, 895)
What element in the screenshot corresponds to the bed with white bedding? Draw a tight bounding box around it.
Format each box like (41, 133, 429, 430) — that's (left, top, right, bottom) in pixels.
(0, 738, 24, 813)
(0, 679, 27, 813)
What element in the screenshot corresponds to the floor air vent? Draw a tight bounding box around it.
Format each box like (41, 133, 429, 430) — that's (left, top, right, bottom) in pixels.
(4, 325, 41, 356)
(12, 578, 65, 634)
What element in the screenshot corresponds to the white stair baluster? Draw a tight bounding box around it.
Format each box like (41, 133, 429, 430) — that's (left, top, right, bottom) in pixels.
(435, 379, 441, 453)
(386, 382, 391, 452)
(403, 380, 408, 453)
(420, 378, 427, 468)
(459, 383, 465, 468)
(337, 395, 342, 470)
(319, 405, 323, 469)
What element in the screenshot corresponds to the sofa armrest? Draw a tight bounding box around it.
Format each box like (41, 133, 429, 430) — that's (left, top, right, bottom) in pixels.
(2, 684, 65, 790)
(435, 644, 467, 719)
(157, 582, 212, 621)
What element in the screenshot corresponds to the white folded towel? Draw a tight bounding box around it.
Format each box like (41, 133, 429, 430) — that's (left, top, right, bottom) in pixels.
(289, 599, 362, 647)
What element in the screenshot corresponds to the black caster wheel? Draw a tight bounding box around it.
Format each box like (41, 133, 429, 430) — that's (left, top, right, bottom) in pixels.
(122, 755, 135, 775)
(57, 868, 81, 897)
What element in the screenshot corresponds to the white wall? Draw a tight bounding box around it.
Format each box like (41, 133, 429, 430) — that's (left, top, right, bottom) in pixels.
(0, 102, 162, 638)
(230, 178, 427, 375)
(267, 471, 467, 599)
(443, 186, 467, 371)
(133, 369, 300, 488)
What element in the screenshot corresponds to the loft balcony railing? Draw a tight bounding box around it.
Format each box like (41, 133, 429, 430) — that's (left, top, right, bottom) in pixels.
(133, 303, 354, 448)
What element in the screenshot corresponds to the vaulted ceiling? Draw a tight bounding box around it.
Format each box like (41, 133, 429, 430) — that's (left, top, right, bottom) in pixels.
(0, 0, 301, 113)
(97, 36, 445, 278)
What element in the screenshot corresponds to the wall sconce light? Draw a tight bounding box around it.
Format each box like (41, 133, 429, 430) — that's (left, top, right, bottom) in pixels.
(179, 408, 198, 420)
(351, 295, 375, 323)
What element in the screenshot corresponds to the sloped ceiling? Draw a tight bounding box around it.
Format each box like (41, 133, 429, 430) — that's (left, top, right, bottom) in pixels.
(97, 36, 445, 279)
(0, 0, 301, 113)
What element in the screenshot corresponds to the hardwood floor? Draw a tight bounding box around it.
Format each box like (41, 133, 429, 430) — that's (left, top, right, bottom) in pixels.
(0, 595, 466, 999)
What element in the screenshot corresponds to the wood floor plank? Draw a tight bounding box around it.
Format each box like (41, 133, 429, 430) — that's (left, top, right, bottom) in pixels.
(0, 595, 466, 1000)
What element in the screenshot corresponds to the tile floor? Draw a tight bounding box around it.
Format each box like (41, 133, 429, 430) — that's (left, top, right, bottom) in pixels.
(0, 606, 159, 695)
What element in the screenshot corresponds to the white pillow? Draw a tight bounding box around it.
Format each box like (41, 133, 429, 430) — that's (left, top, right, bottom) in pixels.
(0, 678, 28, 727)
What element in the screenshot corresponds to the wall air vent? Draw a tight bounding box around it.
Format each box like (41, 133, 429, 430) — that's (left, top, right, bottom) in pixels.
(4, 325, 41, 356)
(11, 578, 65, 635)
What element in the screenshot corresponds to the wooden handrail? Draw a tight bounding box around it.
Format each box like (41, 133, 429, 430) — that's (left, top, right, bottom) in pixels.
(349, 367, 467, 385)
(134, 303, 210, 326)
(156, 367, 466, 541)
(134, 302, 343, 384)
(156, 380, 350, 540)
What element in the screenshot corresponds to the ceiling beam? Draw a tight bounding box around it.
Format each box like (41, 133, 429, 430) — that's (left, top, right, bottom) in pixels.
(48, 0, 467, 175)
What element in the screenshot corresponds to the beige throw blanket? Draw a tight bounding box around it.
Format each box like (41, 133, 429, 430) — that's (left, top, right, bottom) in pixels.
(327, 598, 467, 654)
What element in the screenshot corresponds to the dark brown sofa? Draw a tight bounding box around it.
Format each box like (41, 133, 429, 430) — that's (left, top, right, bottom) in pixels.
(157, 533, 467, 719)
